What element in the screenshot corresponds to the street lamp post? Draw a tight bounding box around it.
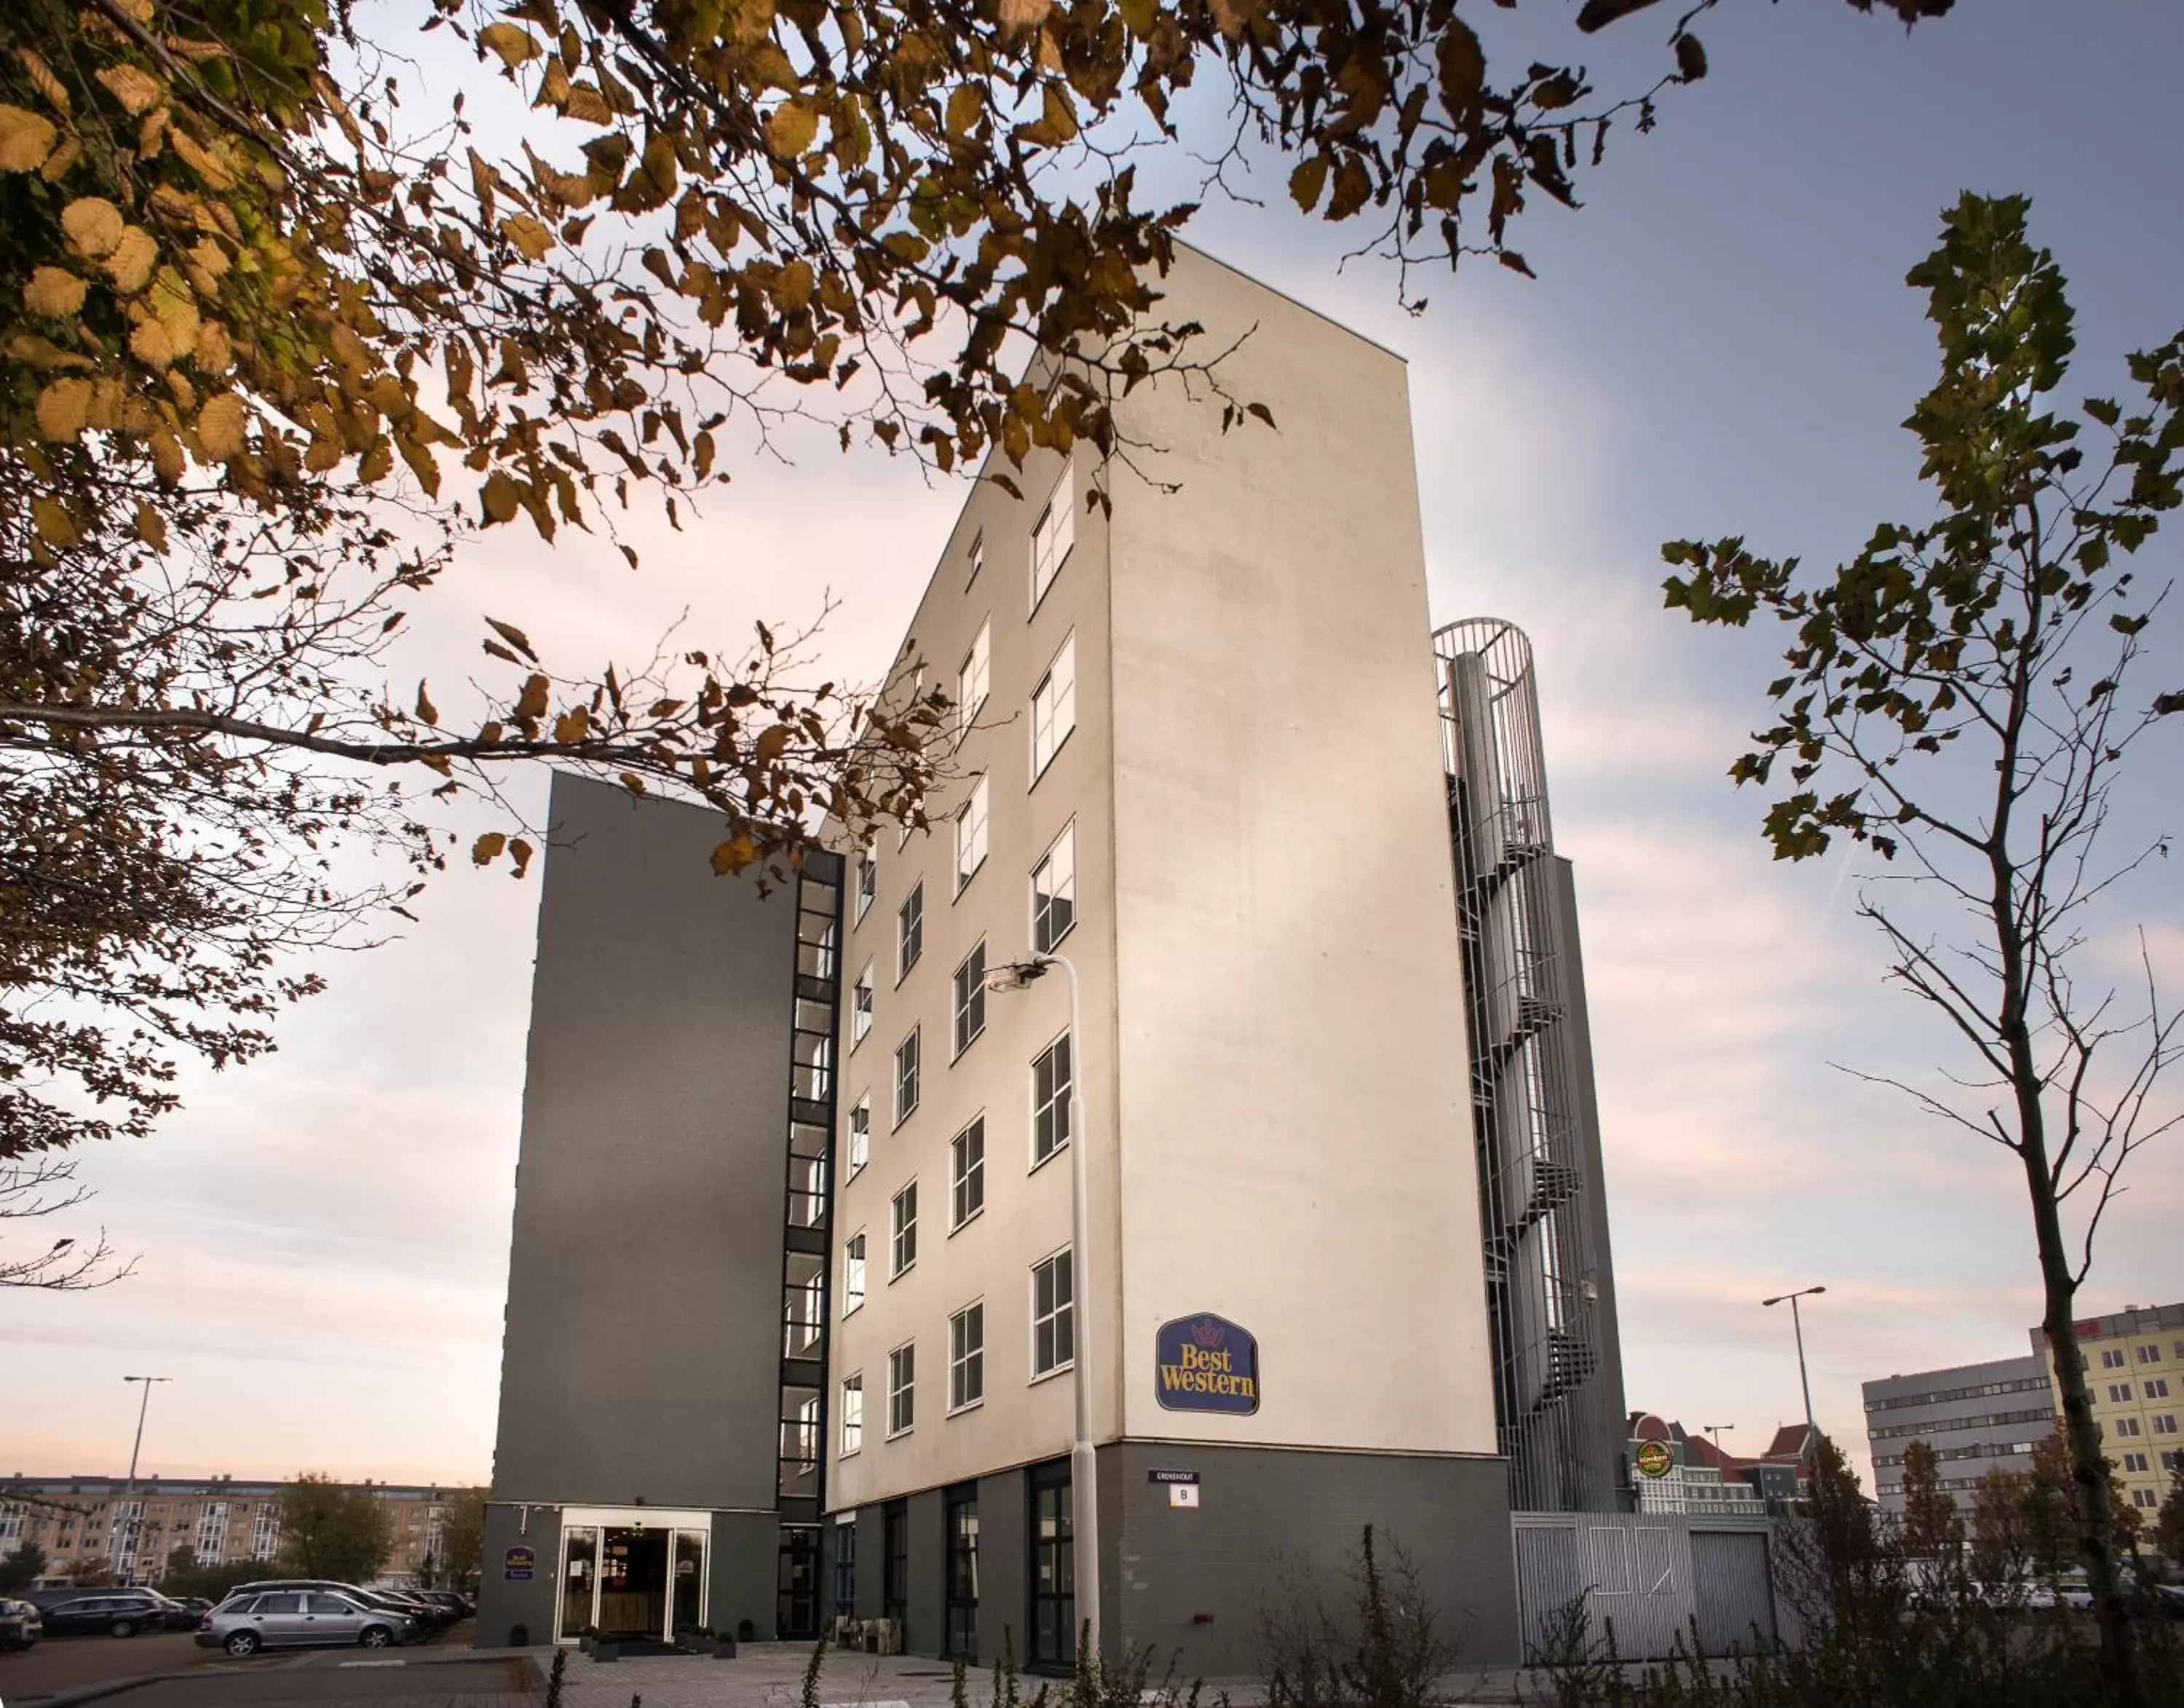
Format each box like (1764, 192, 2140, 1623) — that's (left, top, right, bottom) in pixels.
(986, 952, 1099, 1667)
(1762, 1286, 1826, 1493)
(1703, 1423, 1734, 1458)
(115, 1375, 173, 1583)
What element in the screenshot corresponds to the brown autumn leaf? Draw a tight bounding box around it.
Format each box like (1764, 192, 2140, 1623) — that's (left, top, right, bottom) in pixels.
(23, 266, 87, 317)
(195, 392, 247, 460)
(35, 377, 92, 442)
(60, 197, 125, 259)
(0, 103, 56, 172)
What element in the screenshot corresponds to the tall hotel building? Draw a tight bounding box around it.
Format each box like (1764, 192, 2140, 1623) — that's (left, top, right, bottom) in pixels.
(478, 248, 1623, 1671)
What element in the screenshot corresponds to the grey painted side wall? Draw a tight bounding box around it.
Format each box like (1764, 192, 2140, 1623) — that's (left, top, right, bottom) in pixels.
(488, 771, 797, 1513)
(478, 1504, 558, 1647)
(712, 1511, 784, 1640)
(1551, 857, 1631, 1507)
(1106, 1442, 1519, 1674)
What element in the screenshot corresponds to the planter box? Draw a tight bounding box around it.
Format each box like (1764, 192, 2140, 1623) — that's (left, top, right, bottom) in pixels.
(590, 1640, 622, 1663)
(711, 1637, 738, 1658)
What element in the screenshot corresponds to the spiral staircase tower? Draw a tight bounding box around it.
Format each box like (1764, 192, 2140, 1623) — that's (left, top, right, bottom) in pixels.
(1436, 619, 1627, 1512)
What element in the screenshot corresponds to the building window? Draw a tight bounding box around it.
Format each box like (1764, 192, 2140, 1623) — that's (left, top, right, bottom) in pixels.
(888, 1345, 916, 1437)
(2102, 1348, 2127, 1369)
(847, 1097, 870, 1177)
(954, 942, 987, 1057)
(1032, 1032, 1072, 1167)
(2133, 1487, 2159, 1509)
(1032, 822, 1076, 953)
(2115, 1416, 2143, 1438)
(841, 1376, 864, 1455)
(950, 1302, 986, 1412)
(951, 1117, 986, 1230)
(2124, 1451, 2151, 1473)
(2148, 1377, 2172, 1399)
(1030, 635, 1077, 780)
(968, 529, 984, 588)
(1032, 1248, 1075, 1378)
(794, 1394, 822, 1473)
(891, 1181, 919, 1277)
(843, 1233, 866, 1315)
(2156, 1415, 2179, 1436)
(2110, 1383, 2134, 1404)
(1028, 1460, 1074, 1669)
(2138, 1344, 2164, 1365)
(898, 882, 924, 981)
(960, 622, 991, 727)
(895, 1028, 921, 1127)
(957, 776, 990, 891)
(834, 1517, 857, 1612)
(852, 962, 874, 1047)
(944, 1484, 979, 1659)
(855, 854, 877, 923)
(1031, 467, 1074, 611)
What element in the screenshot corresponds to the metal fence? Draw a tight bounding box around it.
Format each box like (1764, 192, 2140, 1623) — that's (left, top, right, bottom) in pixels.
(1511, 1511, 1783, 1662)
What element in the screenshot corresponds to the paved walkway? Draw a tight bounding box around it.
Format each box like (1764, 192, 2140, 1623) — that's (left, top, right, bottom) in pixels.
(515, 1643, 1532, 1708)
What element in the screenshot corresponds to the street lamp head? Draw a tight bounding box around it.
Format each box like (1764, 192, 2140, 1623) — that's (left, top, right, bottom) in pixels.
(1762, 1286, 1825, 1307)
(984, 959, 1051, 994)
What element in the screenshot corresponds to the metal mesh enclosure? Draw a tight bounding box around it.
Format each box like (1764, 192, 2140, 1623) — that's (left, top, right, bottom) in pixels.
(1436, 618, 1626, 1512)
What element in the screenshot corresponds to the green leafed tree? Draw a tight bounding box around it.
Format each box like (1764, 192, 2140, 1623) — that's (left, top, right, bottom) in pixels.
(276, 1473, 394, 1586)
(0, 1538, 47, 1594)
(1663, 191, 2184, 1699)
(2157, 1463, 2184, 1570)
(1899, 1438, 1962, 1562)
(438, 1487, 487, 1595)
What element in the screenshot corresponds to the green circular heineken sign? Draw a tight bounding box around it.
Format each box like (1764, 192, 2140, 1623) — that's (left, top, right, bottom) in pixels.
(1635, 1441, 1673, 1479)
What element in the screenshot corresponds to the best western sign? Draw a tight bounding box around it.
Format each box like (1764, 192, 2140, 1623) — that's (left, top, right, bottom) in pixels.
(1155, 1312, 1259, 1415)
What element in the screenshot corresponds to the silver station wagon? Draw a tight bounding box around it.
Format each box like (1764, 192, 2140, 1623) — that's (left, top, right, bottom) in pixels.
(195, 1589, 411, 1656)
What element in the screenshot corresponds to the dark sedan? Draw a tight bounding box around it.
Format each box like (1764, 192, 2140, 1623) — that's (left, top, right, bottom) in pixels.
(37, 1592, 189, 1637)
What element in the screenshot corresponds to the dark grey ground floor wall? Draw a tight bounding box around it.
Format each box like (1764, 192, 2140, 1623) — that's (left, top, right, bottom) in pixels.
(473, 1503, 785, 1648)
(1105, 1442, 1517, 1675)
(477, 1504, 558, 1647)
(823, 1442, 1517, 1675)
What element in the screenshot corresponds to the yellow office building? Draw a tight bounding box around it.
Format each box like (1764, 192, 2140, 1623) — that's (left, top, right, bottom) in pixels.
(2033, 1302, 2184, 1519)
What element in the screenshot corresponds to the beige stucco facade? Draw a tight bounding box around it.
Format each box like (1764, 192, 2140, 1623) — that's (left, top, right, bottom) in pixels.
(826, 245, 1498, 1516)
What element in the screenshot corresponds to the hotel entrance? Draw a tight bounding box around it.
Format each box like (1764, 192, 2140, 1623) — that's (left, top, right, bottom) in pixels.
(552, 1509, 711, 1644)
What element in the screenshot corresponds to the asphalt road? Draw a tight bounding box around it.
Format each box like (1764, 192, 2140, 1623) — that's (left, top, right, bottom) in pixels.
(0, 1629, 204, 1699)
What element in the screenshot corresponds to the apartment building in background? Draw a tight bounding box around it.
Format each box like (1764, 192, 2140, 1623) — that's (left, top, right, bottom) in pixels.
(478, 245, 1633, 1671)
(1860, 1356, 2057, 1514)
(2035, 1302, 2184, 1518)
(0, 1474, 455, 1587)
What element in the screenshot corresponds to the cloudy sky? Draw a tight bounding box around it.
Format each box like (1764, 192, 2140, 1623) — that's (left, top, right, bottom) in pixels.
(6, 0, 2181, 1497)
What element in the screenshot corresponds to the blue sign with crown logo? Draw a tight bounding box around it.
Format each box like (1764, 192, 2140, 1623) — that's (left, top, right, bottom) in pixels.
(1155, 1313, 1260, 1415)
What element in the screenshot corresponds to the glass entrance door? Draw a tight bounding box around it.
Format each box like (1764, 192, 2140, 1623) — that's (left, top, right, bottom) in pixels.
(554, 1514, 710, 1643)
(598, 1527, 670, 1640)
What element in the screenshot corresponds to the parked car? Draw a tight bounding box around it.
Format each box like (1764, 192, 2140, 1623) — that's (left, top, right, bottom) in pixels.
(0, 1598, 42, 1650)
(414, 1589, 473, 1621)
(197, 1589, 411, 1657)
(37, 1592, 183, 1638)
(382, 1589, 454, 1628)
(222, 1581, 426, 1640)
